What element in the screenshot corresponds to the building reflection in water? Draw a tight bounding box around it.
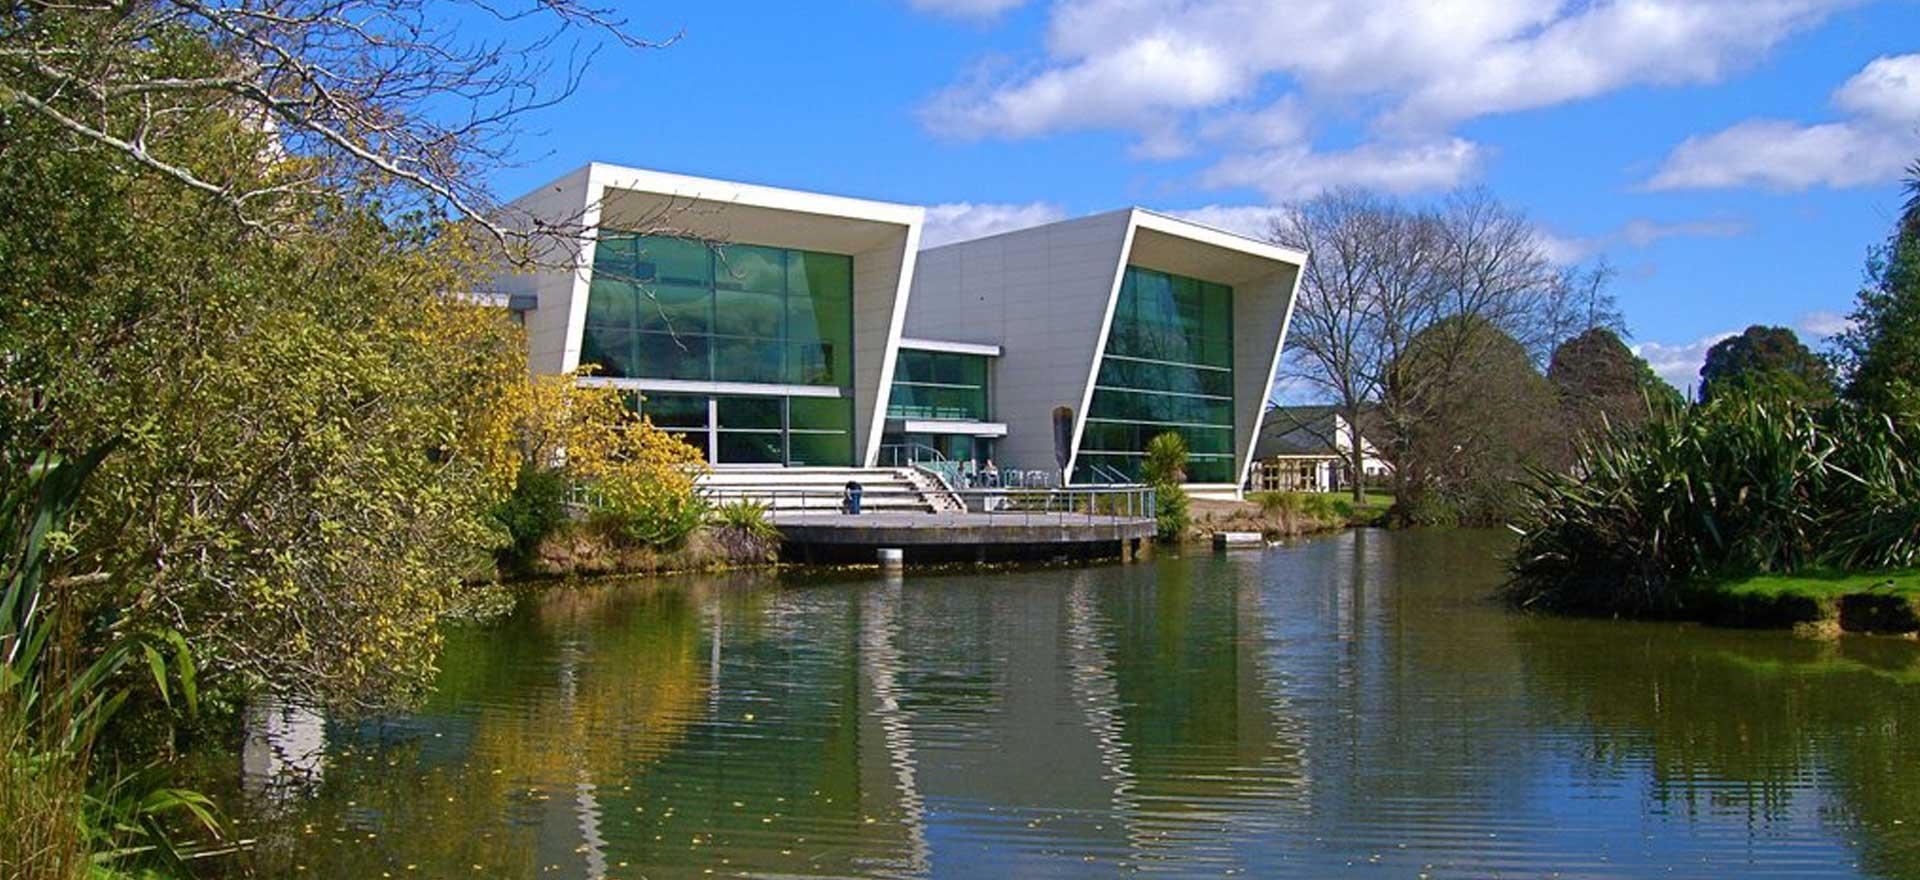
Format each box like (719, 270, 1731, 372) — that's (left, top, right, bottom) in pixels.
(212, 532, 1920, 879)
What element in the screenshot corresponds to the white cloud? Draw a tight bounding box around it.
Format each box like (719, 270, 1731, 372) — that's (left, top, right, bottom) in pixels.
(1540, 217, 1750, 264)
(1634, 310, 1848, 393)
(922, 35, 1250, 139)
(1633, 331, 1737, 395)
(920, 0, 1856, 197)
(1797, 309, 1853, 338)
(1645, 119, 1915, 190)
(1198, 95, 1310, 149)
(1384, 0, 1859, 130)
(907, 0, 1028, 19)
(1200, 138, 1485, 201)
(1646, 52, 1920, 191)
(920, 201, 1068, 248)
(1834, 53, 1920, 122)
(1534, 230, 1597, 266)
(1167, 205, 1289, 239)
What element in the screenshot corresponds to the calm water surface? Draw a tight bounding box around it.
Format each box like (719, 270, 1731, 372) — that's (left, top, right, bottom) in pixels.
(213, 529, 1920, 878)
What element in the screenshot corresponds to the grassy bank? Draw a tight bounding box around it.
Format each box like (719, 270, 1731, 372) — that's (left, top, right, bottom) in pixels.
(1692, 569, 1920, 635)
(1186, 491, 1381, 542)
(514, 521, 780, 580)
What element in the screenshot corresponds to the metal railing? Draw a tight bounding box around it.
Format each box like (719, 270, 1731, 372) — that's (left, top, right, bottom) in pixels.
(706, 484, 1157, 528)
(1080, 462, 1134, 485)
(877, 442, 947, 468)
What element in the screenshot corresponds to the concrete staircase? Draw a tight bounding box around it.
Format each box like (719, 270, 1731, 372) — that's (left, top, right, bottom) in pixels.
(900, 466, 966, 514)
(698, 467, 940, 513)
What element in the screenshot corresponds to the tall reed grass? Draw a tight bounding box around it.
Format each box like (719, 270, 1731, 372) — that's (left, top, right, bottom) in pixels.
(2, 446, 219, 879)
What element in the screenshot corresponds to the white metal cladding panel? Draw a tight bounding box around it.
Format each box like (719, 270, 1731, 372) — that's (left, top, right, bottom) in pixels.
(489, 166, 591, 376)
(1230, 266, 1304, 484)
(489, 164, 924, 468)
(905, 211, 1132, 471)
(851, 234, 917, 465)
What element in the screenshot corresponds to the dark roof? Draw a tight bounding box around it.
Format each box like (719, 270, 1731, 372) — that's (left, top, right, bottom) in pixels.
(1254, 405, 1341, 459)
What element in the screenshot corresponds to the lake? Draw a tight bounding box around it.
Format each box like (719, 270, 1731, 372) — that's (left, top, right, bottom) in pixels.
(210, 529, 1920, 878)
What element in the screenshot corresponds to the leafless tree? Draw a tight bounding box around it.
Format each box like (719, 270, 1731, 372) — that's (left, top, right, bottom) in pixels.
(1270, 188, 1444, 503)
(1529, 259, 1627, 364)
(1272, 187, 1618, 510)
(0, 0, 672, 251)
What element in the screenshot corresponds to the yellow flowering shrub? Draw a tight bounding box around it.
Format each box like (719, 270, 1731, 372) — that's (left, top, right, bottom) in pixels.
(510, 374, 710, 548)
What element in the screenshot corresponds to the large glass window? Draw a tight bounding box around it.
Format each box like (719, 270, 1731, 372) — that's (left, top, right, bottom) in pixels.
(582, 235, 853, 389)
(1078, 266, 1236, 484)
(886, 350, 990, 421)
(633, 393, 854, 467)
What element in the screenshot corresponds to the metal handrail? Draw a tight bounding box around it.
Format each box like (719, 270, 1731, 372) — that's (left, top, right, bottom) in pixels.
(877, 442, 947, 468)
(705, 484, 1157, 530)
(1073, 462, 1122, 485)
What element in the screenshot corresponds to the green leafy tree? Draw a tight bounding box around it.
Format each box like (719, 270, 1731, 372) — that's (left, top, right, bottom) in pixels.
(1548, 328, 1681, 459)
(1389, 316, 1557, 525)
(1835, 164, 1920, 412)
(1698, 325, 1835, 406)
(0, 90, 527, 715)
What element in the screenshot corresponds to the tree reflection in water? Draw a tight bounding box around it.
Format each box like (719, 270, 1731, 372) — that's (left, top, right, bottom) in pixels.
(200, 534, 1920, 879)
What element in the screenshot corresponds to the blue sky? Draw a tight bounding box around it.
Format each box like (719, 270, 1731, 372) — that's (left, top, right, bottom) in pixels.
(487, 0, 1920, 392)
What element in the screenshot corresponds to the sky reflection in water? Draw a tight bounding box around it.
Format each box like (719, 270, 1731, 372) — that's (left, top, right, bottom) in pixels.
(212, 530, 1920, 878)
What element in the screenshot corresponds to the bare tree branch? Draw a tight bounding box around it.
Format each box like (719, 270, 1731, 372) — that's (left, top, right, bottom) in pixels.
(0, 0, 678, 257)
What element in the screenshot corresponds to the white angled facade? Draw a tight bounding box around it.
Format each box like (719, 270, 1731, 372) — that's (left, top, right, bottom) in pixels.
(906, 209, 1304, 493)
(490, 163, 1305, 492)
(491, 163, 922, 469)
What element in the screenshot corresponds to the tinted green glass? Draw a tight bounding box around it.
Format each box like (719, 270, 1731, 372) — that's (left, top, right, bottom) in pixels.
(585, 234, 851, 386)
(789, 252, 851, 388)
(640, 393, 708, 428)
(584, 278, 636, 329)
(788, 305, 850, 387)
(635, 236, 710, 285)
(893, 349, 935, 383)
(713, 245, 784, 293)
(717, 395, 783, 430)
(591, 234, 638, 278)
(579, 328, 635, 378)
(632, 284, 711, 335)
(788, 252, 851, 302)
(1080, 266, 1234, 484)
(636, 332, 709, 381)
(887, 351, 990, 421)
(786, 430, 851, 467)
(786, 341, 833, 386)
(712, 337, 785, 384)
(789, 397, 852, 433)
(628, 394, 853, 466)
(713, 290, 783, 339)
(717, 431, 782, 465)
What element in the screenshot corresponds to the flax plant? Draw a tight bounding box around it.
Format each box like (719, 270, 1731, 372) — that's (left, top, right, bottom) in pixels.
(1507, 386, 1919, 613)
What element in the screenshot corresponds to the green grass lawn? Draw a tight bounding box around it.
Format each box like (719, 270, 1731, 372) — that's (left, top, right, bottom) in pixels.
(1714, 568, 1920, 601)
(1693, 568, 1920, 632)
(1245, 490, 1393, 526)
(1351, 492, 1393, 510)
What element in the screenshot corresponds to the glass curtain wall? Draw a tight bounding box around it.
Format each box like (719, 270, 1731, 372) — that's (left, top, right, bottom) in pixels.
(886, 350, 989, 421)
(634, 393, 855, 467)
(585, 233, 857, 466)
(581, 234, 853, 388)
(1078, 266, 1236, 483)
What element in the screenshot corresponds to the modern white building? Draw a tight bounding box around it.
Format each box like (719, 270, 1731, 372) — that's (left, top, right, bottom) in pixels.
(490, 163, 1305, 494)
(904, 209, 1305, 495)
